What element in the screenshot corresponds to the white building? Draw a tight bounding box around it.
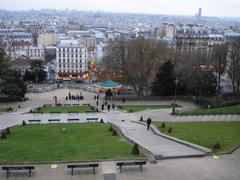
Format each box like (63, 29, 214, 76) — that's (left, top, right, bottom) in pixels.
(27, 46, 45, 59)
(37, 33, 59, 46)
(56, 40, 88, 80)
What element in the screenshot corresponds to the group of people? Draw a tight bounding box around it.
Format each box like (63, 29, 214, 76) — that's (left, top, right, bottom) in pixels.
(65, 92, 83, 101)
(94, 94, 115, 112)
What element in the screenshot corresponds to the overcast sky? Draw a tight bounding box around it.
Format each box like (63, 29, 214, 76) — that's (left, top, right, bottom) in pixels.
(1, 0, 240, 17)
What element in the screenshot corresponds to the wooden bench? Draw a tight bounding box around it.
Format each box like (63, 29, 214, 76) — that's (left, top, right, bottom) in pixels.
(67, 118, 79, 122)
(67, 163, 99, 175)
(2, 166, 35, 177)
(28, 120, 41, 124)
(116, 161, 147, 173)
(86, 118, 98, 122)
(68, 111, 79, 113)
(64, 104, 71, 107)
(50, 112, 61, 114)
(48, 119, 60, 123)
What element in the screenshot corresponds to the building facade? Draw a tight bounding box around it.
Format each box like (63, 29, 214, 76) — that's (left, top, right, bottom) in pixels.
(56, 42, 88, 80)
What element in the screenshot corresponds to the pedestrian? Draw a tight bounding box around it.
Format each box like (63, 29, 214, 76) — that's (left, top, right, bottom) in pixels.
(65, 96, 68, 100)
(96, 101, 99, 106)
(122, 97, 125, 104)
(97, 95, 99, 100)
(105, 101, 107, 106)
(107, 104, 111, 112)
(147, 118, 152, 130)
(94, 95, 96, 100)
(101, 104, 104, 111)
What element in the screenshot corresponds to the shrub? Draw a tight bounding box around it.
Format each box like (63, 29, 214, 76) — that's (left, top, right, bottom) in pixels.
(37, 107, 41, 111)
(7, 107, 13, 111)
(129, 109, 133, 113)
(109, 126, 113, 132)
(100, 119, 104, 123)
(139, 116, 143, 122)
(213, 142, 221, 150)
(6, 127, 11, 135)
(160, 122, 166, 129)
(22, 120, 27, 126)
(112, 130, 117, 136)
(131, 143, 140, 155)
(1, 131, 7, 139)
(29, 109, 32, 113)
(168, 127, 172, 133)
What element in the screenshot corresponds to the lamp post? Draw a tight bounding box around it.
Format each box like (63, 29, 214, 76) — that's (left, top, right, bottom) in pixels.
(171, 78, 179, 115)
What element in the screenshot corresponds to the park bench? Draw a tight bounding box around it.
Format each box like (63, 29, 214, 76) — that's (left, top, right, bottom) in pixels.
(64, 104, 71, 106)
(28, 120, 41, 124)
(82, 103, 90, 106)
(72, 104, 80, 106)
(86, 118, 98, 122)
(67, 118, 80, 122)
(48, 119, 60, 123)
(67, 163, 99, 175)
(43, 104, 52, 107)
(2, 166, 35, 177)
(68, 111, 79, 113)
(116, 161, 147, 173)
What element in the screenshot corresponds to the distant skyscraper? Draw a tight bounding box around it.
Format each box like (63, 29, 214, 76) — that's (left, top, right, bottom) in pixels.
(198, 8, 202, 19)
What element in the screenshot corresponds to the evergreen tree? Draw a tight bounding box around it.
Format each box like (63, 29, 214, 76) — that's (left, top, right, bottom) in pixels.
(151, 61, 175, 96)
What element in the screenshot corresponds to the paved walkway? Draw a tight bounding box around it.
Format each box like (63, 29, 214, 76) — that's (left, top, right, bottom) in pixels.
(110, 120, 209, 159)
(1, 148, 240, 180)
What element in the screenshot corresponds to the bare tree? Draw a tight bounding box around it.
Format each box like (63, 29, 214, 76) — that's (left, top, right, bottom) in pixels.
(101, 36, 169, 96)
(211, 44, 228, 95)
(226, 39, 240, 95)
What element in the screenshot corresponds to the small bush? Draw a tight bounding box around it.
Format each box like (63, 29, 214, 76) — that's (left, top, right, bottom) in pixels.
(109, 126, 113, 132)
(139, 116, 143, 122)
(37, 107, 41, 111)
(22, 120, 27, 126)
(168, 127, 172, 133)
(112, 130, 117, 136)
(129, 109, 133, 113)
(131, 143, 140, 155)
(1, 131, 7, 139)
(7, 107, 13, 111)
(6, 127, 11, 135)
(213, 142, 221, 150)
(160, 122, 166, 129)
(100, 119, 104, 123)
(29, 109, 32, 113)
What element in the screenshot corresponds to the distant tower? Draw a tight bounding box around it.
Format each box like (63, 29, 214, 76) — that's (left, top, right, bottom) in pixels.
(198, 8, 202, 19)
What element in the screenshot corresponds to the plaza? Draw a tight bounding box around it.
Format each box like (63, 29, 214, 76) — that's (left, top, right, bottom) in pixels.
(0, 87, 240, 180)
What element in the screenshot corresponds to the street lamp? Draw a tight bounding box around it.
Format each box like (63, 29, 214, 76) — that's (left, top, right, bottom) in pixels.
(171, 78, 179, 115)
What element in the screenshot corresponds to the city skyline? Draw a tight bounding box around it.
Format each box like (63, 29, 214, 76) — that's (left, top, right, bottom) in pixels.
(1, 0, 240, 18)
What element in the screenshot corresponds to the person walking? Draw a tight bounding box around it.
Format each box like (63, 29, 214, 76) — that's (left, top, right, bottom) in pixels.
(107, 104, 111, 112)
(96, 101, 99, 106)
(147, 118, 152, 130)
(101, 104, 104, 111)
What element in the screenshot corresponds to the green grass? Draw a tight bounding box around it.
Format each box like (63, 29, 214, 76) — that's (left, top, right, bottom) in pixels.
(37, 105, 93, 113)
(0, 107, 8, 112)
(0, 123, 139, 164)
(178, 105, 240, 116)
(153, 121, 240, 152)
(117, 104, 179, 112)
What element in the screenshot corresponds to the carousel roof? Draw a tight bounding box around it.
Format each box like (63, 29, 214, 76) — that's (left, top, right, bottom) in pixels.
(94, 80, 122, 89)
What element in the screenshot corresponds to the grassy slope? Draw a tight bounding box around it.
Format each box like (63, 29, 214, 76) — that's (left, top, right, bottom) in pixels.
(0, 123, 137, 164)
(153, 121, 240, 152)
(178, 106, 240, 115)
(0, 107, 8, 112)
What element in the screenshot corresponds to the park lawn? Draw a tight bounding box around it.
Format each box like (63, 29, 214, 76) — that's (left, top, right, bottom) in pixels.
(0, 123, 139, 164)
(117, 104, 179, 112)
(37, 105, 93, 113)
(0, 107, 8, 112)
(153, 121, 240, 153)
(178, 105, 240, 116)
